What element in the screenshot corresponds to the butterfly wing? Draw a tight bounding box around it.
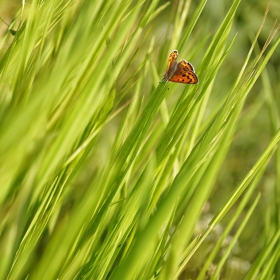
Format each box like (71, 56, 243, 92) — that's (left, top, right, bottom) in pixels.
(169, 59, 198, 84)
(166, 50, 178, 71)
(163, 50, 178, 81)
(179, 59, 196, 72)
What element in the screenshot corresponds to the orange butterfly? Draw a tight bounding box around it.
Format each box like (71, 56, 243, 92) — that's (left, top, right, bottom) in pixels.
(162, 50, 198, 84)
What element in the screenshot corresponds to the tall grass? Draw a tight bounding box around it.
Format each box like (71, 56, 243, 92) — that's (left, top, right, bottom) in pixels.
(0, 0, 279, 279)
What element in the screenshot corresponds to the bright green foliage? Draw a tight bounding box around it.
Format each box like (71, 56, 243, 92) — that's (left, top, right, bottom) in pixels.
(0, 0, 279, 279)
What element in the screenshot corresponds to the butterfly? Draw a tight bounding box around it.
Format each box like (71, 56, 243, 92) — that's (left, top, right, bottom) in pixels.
(162, 50, 198, 84)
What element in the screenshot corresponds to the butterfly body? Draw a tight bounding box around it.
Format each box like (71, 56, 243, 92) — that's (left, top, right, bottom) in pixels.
(162, 50, 198, 84)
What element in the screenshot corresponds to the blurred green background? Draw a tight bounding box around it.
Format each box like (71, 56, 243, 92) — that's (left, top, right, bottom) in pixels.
(0, 0, 279, 279)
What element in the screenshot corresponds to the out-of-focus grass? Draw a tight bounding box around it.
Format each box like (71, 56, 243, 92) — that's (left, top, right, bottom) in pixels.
(0, 0, 279, 279)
